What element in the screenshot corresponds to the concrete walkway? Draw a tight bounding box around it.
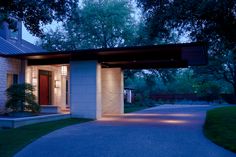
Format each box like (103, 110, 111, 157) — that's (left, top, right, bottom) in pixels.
(15, 105, 236, 157)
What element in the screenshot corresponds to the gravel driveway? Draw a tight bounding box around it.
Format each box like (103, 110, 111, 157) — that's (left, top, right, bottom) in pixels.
(15, 105, 236, 157)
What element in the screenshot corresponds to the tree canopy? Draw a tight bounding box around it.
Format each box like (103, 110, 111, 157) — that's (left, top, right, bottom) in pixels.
(0, 0, 78, 36)
(137, 0, 236, 95)
(41, 0, 138, 51)
(137, 0, 235, 47)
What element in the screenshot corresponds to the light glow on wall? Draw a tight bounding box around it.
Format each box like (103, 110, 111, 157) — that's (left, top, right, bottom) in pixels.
(31, 66, 36, 78)
(61, 66, 67, 76)
(55, 80, 60, 88)
(32, 78, 37, 87)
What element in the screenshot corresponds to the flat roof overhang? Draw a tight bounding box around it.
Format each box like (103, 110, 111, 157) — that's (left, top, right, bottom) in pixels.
(1, 42, 208, 69)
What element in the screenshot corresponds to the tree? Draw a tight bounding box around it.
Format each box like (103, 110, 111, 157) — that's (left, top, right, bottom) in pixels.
(5, 83, 40, 113)
(137, 0, 236, 95)
(0, 0, 78, 36)
(137, 0, 235, 45)
(41, 0, 138, 51)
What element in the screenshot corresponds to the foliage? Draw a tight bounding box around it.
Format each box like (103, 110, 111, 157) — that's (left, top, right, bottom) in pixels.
(137, 0, 235, 45)
(194, 82, 221, 101)
(0, 118, 91, 157)
(0, 0, 78, 36)
(124, 68, 228, 104)
(137, 0, 236, 95)
(204, 106, 236, 153)
(162, 69, 195, 94)
(5, 83, 40, 113)
(41, 0, 138, 51)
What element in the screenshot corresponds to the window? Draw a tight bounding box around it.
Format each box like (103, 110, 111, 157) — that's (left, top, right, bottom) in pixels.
(7, 74, 18, 88)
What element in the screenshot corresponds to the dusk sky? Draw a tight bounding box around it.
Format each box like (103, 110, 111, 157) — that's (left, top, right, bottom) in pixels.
(22, 24, 38, 44)
(22, 21, 60, 44)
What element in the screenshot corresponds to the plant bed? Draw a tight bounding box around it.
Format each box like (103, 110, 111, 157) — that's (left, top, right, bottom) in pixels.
(1, 111, 38, 118)
(0, 111, 59, 118)
(0, 113, 71, 128)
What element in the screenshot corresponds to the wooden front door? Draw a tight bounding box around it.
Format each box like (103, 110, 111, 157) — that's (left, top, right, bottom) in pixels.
(39, 70, 51, 105)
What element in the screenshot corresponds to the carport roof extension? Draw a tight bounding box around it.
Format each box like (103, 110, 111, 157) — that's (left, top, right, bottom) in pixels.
(0, 42, 208, 69)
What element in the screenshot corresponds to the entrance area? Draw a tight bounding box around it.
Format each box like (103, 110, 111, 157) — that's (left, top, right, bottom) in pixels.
(25, 65, 69, 113)
(26, 61, 124, 118)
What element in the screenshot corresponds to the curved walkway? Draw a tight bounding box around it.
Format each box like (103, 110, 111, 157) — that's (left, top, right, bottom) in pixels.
(15, 105, 235, 157)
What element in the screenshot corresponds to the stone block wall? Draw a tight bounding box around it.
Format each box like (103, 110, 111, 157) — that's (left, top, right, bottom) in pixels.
(101, 68, 124, 115)
(0, 57, 21, 111)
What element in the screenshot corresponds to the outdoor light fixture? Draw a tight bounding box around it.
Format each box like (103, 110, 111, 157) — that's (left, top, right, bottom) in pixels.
(55, 80, 60, 88)
(32, 78, 37, 87)
(61, 66, 67, 76)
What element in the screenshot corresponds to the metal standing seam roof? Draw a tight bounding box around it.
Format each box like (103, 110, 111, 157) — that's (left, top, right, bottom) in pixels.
(0, 37, 46, 55)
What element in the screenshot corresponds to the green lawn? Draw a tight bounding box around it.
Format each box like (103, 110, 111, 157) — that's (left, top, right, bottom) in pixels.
(124, 105, 152, 113)
(204, 106, 236, 153)
(0, 118, 92, 157)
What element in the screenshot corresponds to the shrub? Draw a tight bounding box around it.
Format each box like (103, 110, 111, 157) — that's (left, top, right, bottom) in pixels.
(5, 83, 40, 113)
(194, 82, 221, 101)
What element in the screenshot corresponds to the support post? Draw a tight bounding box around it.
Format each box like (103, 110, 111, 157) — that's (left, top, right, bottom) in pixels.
(70, 60, 101, 119)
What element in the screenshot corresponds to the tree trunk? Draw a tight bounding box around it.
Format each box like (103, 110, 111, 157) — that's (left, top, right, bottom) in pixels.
(233, 84, 236, 97)
(20, 100, 24, 112)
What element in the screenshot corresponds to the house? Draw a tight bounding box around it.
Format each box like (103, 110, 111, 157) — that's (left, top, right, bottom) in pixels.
(0, 22, 208, 119)
(0, 21, 47, 113)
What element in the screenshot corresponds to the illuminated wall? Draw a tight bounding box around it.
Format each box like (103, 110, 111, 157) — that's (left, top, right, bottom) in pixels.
(25, 65, 69, 111)
(101, 68, 124, 115)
